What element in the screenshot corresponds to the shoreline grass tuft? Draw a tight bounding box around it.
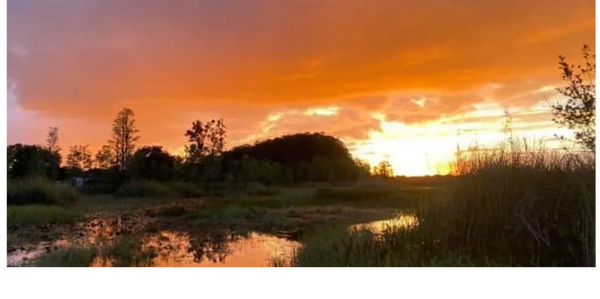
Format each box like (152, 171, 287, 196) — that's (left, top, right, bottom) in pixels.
(8, 205, 82, 228)
(8, 177, 81, 206)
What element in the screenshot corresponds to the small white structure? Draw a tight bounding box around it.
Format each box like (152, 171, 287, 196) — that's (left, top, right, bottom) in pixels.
(72, 177, 84, 189)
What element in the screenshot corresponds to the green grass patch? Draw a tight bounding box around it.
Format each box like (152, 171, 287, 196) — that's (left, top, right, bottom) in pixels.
(190, 204, 269, 222)
(8, 177, 81, 206)
(7, 205, 82, 228)
(27, 236, 156, 267)
(114, 180, 180, 199)
(167, 182, 205, 198)
(101, 236, 156, 267)
(311, 186, 433, 208)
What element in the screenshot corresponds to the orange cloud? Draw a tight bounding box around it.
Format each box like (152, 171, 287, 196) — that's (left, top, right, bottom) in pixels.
(7, 0, 595, 175)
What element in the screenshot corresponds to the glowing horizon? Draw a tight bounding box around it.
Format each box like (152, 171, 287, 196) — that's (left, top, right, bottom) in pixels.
(7, 0, 595, 176)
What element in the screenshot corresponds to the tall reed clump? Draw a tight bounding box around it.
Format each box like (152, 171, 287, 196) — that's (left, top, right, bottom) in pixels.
(419, 137, 595, 266)
(285, 137, 595, 267)
(7, 177, 81, 206)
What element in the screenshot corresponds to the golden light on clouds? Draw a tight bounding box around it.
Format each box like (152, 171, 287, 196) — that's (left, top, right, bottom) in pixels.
(7, 0, 595, 176)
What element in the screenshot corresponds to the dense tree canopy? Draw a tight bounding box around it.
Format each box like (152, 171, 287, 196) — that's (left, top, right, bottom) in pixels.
(221, 133, 363, 184)
(7, 144, 61, 180)
(130, 146, 176, 182)
(224, 132, 353, 165)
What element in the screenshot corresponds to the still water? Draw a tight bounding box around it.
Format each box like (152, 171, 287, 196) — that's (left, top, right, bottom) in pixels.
(91, 232, 300, 270)
(352, 214, 418, 233)
(8, 215, 417, 267)
(7, 230, 300, 267)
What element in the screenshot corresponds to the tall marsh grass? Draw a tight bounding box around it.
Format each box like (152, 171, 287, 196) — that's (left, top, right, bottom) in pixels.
(8, 205, 81, 228)
(429, 137, 595, 266)
(31, 247, 97, 267)
(7, 177, 81, 206)
(285, 138, 595, 267)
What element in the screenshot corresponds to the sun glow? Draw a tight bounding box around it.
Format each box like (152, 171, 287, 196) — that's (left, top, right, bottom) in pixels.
(350, 103, 564, 177)
(303, 106, 340, 116)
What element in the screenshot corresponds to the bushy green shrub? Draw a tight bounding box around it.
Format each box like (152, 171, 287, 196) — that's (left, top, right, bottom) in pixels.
(7, 178, 81, 206)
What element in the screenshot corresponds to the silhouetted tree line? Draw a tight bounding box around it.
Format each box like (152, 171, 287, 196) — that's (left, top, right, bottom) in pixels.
(7, 109, 377, 191)
(7, 143, 61, 180)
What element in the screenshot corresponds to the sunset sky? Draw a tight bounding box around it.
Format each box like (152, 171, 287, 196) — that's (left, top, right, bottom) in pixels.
(7, 0, 595, 176)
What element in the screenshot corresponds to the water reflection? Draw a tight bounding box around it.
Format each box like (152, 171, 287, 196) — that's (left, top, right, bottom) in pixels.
(9, 214, 416, 267)
(7, 215, 147, 267)
(7, 247, 46, 266)
(353, 214, 419, 233)
(145, 231, 300, 267)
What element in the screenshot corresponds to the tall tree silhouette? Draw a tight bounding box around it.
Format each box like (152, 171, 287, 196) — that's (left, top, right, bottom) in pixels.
(184, 119, 227, 183)
(45, 126, 62, 179)
(109, 108, 140, 171)
(46, 127, 60, 154)
(204, 119, 227, 184)
(549, 44, 596, 151)
(184, 120, 205, 164)
(184, 119, 227, 161)
(205, 119, 227, 156)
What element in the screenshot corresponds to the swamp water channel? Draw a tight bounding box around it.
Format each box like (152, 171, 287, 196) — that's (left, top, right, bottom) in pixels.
(8, 215, 417, 267)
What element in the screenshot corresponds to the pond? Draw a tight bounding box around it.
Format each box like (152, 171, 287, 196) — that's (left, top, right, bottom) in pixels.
(143, 231, 300, 267)
(8, 214, 418, 267)
(7, 230, 300, 267)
